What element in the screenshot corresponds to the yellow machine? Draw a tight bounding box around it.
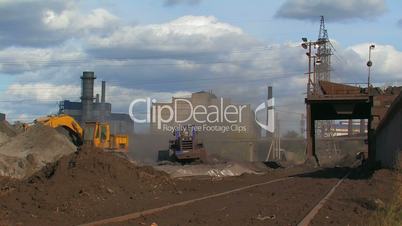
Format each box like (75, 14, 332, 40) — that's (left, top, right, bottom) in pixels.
(35, 114, 129, 152)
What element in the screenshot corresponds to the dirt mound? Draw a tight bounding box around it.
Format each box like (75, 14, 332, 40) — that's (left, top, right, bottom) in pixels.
(0, 132, 9, 147)
(0, 148, 173, 225)
(0, 121, 17, 146)
(0, 124, 76, 179)
(0, 121, 17, 137)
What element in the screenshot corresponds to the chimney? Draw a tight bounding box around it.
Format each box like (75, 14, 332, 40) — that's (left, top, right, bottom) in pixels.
(266, 86, 273, 137)
(268, 86, 273, 100)
(100, 80, 106, 122)
(101, 81, 106, 103)
(81, 71, 96, 123)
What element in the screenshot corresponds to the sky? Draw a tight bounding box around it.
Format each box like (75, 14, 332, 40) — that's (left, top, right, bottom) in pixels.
(0, 0, 401, 132)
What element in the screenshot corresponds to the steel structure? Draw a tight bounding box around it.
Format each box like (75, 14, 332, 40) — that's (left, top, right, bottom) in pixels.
(301, 16, 374, 166)
(316, 16, 332, 85)
(302, 16, 335, 139)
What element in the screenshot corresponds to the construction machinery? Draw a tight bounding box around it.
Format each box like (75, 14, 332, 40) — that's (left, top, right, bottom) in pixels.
(158, 125, 206, 163)
(35, 114, 129, 152)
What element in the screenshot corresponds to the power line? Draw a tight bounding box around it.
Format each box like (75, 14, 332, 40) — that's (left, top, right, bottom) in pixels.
(0, 45, 300, 66)
(0, 71, 304, 92)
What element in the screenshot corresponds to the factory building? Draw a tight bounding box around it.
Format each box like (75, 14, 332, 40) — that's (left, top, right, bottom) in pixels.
(59, 71, 134, 135)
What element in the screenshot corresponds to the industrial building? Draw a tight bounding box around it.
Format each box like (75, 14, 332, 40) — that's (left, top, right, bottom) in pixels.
(59, 71, 134, 135)
(375, 90, 402, 168)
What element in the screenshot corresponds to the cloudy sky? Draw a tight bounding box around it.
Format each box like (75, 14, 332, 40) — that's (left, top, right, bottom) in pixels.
(0, 0, 401, 132)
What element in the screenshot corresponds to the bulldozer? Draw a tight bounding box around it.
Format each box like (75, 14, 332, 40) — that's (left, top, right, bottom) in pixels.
(158, 125, 206, 163)
(35, 114, 129, 152)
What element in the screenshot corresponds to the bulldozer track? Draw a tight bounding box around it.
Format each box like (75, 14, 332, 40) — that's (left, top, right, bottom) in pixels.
(78, 177, 293, 226)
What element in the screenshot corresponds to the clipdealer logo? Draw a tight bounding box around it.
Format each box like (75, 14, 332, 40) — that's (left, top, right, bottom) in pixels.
(128, 97, 275, 133)
(254, 98, 275, 133)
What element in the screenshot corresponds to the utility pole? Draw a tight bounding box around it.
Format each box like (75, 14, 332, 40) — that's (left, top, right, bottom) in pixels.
(367, 44, 375, 95)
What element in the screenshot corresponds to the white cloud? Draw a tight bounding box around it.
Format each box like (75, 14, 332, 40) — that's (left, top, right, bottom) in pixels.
(0, 44, 86, 74)
(43, 8, 118, 31)
(163, 0, 202, 6)
(276, 0, 387, 22)
(348, 43, 402, 81)
(0, 1, 118, 48)
(86, 16, 255, 60)
(5, 83, 80, 102)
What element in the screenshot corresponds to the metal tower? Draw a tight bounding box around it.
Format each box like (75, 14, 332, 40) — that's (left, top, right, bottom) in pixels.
(316, 16, 332, 84)
(316, 16, 334, 140)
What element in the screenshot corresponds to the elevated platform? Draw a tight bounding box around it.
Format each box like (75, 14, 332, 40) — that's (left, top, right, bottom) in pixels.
(305, 81, 373, 165)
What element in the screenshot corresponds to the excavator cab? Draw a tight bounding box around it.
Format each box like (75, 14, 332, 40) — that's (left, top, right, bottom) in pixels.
(83, 122, 128, 152)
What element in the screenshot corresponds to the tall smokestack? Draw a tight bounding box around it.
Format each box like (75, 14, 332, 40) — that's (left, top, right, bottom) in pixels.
(268, 86, 273, 100)
(101, 81, 106, 103)
(81, 71, 96, 123)
(266, 86, 273, 137)
(100, 80, 106, 122)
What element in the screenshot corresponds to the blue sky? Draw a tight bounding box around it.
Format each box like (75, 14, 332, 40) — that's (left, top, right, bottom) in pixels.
(0, 0, 401, 132)
(78, 0, 402, 48)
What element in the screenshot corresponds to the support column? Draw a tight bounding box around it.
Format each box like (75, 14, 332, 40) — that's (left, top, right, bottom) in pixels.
(366, 95, 376, 167)
(306, 103, 314, 157)
(360, 119, 365, 135)
(306, 103, 319, 165)
(348, 119, 353, 136)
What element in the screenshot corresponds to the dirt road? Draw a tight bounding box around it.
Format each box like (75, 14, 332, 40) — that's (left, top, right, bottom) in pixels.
(87, 167, 353, 226)
(0, 149, 398, 226)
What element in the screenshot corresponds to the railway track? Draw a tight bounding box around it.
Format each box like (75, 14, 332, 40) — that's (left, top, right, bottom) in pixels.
(297, 162, 358, 226)
(79, 164, 359, 226)
(79, 177, 293, 226)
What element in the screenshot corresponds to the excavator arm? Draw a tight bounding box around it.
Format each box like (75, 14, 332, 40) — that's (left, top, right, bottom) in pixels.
(35, 114, 129, 152)
(35, 114, 84, 146)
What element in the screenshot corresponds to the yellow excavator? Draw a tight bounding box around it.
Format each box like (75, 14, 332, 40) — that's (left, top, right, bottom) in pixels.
(35, 114, 129, 152)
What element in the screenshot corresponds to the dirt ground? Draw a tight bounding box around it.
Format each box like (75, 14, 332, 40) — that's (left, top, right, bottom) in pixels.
(311, 168, 400, 226)
(0, 148, 399, 226)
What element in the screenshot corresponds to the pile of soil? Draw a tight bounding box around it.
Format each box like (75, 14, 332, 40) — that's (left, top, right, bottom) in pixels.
(0, 121, 17, 137)
(0, 148, 173, 226)
(0, 121, 17, 146)
(0, 124, 76, 179)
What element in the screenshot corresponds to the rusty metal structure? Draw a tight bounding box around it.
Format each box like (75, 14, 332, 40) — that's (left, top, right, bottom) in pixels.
(301, 17, 375, 165)
(304, 81, 372, 165)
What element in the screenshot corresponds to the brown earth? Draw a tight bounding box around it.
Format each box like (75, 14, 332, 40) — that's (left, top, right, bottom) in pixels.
(0, 148, 308, 226)
(0, 124, 76, 179)
(0, 121, 17, 146)
(0, 148, 398, 226)
(311, 168, 400, 226)
(0, 147, 173, 226)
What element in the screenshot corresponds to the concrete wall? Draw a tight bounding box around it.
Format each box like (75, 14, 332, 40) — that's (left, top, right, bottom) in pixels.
(375, 92, 402, 168)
